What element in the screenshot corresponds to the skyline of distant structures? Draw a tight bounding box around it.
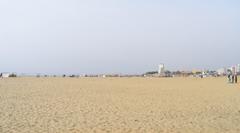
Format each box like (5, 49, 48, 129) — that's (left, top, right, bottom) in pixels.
(1, 63, 240, 78)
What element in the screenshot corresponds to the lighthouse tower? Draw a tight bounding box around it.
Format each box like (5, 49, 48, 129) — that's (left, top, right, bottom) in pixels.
(158, 64, 165, 75)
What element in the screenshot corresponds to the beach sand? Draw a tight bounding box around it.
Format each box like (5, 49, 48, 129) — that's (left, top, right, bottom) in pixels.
(0, 77, 240, 133)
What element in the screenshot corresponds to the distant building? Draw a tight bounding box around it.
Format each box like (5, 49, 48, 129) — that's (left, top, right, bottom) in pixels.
(192, 69, 202, 76)
(217, 68, 227, 75)
(173, 71, 192, 77)
(158, 64, 165, 75)
(1, 73, 10, 78)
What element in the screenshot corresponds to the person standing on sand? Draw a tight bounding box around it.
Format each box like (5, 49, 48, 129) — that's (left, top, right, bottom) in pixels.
(228, 74, 231, 83)
(232, 75, 235, 83)
(235, 74, 238, 83)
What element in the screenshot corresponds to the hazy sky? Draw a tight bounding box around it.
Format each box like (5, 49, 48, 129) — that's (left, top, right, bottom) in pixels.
(0, 0, 239, 74)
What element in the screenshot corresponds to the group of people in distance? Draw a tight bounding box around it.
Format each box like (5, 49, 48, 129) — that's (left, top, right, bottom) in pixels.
(228, 73, 238, 83)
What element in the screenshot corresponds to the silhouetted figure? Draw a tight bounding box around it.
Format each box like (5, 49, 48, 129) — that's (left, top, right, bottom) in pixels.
(232, 75, 235, 83)
(228, 74, 231, 83)
(235, 75, 238, 83)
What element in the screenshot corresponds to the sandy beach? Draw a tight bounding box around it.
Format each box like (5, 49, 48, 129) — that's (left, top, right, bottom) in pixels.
(0, 77, 240, 133)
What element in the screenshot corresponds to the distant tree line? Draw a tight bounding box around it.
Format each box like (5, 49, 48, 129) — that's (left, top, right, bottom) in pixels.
(145, 71, 158, 75)
(9, 73, 17, 77)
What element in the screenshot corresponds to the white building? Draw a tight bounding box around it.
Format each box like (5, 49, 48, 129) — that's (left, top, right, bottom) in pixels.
(217, 68, 226, 75)
(158, 64, 165, 75)
(1, 73, 10, 78)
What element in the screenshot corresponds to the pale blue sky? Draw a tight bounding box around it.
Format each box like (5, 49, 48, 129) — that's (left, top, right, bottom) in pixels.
(0, 0, 239, 74)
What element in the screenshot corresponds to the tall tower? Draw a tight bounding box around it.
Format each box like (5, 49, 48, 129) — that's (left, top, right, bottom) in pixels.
(158, 64, 165, 75)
